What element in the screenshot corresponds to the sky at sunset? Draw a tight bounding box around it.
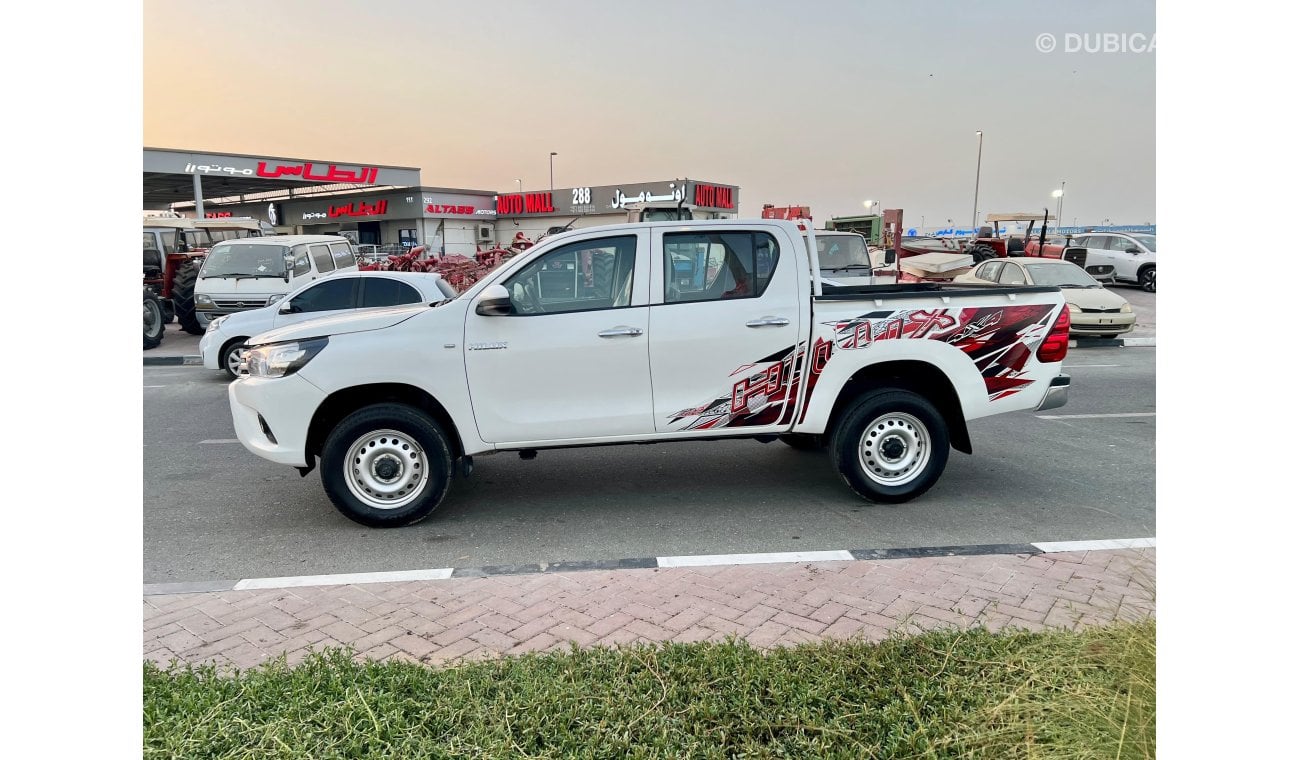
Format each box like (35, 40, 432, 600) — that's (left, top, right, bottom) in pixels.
(144, 0, 1155, 228)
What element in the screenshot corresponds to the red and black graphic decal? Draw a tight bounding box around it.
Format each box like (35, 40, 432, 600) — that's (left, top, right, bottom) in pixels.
(668, 344, 803, 431)
(823, 305, 1056, 401)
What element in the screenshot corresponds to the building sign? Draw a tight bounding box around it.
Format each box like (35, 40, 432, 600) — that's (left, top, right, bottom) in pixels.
(493, 180, 738, 216)
(328, 199, 388, 218)
(144, 148, 422, 188)
(693, 184, 735, 210)
(496, 192, 556, 215)
(420, 192, 497, 218)
(203, 211, 233, 218)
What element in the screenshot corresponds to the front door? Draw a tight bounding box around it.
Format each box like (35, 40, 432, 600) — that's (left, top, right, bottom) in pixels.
(271, 276, 360, 328)
(648, 225, 804, 434)
(464, 231, 653, 443)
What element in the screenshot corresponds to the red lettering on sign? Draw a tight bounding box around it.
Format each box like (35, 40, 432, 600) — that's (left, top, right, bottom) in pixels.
(203, 211, 233, 218)
(498, 193, 554, 215)
(426, 204, 478, 214)
(694, 184, 735, 210)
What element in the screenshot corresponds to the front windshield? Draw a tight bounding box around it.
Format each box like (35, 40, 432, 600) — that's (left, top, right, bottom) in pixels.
(200, 243, 289, 278)
(817, 235, 872, 268)
(1025, 263, 1100, 288)
(1129, 234, 1156, 251)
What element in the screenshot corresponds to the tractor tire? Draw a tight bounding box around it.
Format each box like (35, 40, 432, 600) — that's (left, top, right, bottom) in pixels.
(143, 288, 165, 350)
(966, 244, 997, 264)
(171, 261, 205, 335)
(592, 251, 615, 296)
(161, 300, 175, 324)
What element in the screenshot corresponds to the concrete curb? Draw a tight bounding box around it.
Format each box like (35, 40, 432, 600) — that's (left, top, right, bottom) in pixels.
(143, 355, 203, 367)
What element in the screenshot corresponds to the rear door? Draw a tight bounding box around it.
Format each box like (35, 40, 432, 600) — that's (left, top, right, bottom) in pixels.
(648, 224, 805, 433)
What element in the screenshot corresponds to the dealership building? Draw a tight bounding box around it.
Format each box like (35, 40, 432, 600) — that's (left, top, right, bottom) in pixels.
(144, 147, 739, 255)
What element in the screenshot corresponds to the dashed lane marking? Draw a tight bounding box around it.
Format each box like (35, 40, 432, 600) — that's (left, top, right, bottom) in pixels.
(1036, 412, 1156, 420)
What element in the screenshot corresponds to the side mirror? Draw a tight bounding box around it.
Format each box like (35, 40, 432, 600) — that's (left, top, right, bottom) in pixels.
(1125, 246, 1141, 254)
(474, 283, 514, 316)
(278, 302, 293, 314)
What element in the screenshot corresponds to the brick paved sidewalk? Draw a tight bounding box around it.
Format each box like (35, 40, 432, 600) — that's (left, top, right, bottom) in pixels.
(144, 548, 1154, 671)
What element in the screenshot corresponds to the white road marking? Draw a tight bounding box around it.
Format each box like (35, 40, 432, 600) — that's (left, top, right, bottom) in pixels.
(657, 550, 855, 568)
(1032, 537, 1155, 553)
(233, 567, 455, 591)
(143, 385, 165, 388)
(1063, 364, 1120, 368)
(198, 438, 240, 444)
(1036, 412, 1156, 420)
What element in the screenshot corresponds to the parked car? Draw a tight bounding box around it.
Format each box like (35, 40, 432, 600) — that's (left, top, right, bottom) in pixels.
(227, 219, 1072, 527)
(200, 271, 455, 378)
(193, 236, 361, 329)
(953, 258, 1135, 337)
(1071, 232, 1156, 292)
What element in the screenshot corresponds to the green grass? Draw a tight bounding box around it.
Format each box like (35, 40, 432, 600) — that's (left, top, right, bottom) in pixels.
(144, 620, 1153, 759)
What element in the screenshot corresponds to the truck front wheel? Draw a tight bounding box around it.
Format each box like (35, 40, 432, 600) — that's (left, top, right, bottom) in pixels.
(829, 389, 950, 503)
(320, 404, 454, 527)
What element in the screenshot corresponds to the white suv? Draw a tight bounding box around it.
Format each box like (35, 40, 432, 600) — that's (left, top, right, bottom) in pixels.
(1073, 232, 1156, 292)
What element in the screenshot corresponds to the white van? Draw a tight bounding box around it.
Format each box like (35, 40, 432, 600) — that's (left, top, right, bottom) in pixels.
(194, 235, 359, 319)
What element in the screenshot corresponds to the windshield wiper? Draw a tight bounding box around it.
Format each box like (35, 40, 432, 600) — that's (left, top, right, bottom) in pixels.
(201, 272, 252, 279)
(823, 264, 876, 272)
(1057, 284, 1087, 289)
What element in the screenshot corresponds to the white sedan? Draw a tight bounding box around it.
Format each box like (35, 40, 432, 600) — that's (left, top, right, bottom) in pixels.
(200, 271, 456, 378)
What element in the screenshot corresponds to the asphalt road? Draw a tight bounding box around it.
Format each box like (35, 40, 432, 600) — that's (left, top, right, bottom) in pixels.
(143, 344, 1156, 583)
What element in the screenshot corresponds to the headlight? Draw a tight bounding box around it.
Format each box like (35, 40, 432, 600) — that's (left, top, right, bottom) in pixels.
(1120, 302, 1133, 313)
(1067, 303, 1081, 313)
(243, 337, 329, 378)
(195, 294, 215, 308)
(206, 315, 227, 332)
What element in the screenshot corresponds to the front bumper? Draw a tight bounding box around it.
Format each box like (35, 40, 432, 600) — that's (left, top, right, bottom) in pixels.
(1069, 312, 1136, 337)
(1035, 373, 1070, 412)
(198, 327, 224, 370)
(228, 373, 327, 467)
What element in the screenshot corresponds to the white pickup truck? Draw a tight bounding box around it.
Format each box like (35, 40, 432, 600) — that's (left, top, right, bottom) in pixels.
(229, 219, 1071, 527)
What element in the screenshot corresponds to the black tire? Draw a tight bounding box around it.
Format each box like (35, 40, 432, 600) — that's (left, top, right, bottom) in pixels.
(219, 338, 249, 380)
(967, 244, 997, 264)
(1139, 266, 1155, 293)
(829, 388, 950, 504)
(143, 288, 165, 350)
(161, 300, 175, 324)
(779, 433, 824, 451)
(171, 261, 205, 335)
(320, 404, 454, 528)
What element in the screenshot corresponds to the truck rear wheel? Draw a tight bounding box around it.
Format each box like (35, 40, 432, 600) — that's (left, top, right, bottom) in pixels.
(320, 403, 454, 528)
(171, 262, 205, 335)
(829, 388, 949, 503)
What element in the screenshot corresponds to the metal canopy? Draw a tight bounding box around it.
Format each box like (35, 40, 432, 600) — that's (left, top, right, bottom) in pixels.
(143, 148, 422, 209)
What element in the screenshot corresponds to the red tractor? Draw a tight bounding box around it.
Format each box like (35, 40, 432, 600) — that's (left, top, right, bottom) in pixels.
(965, 210, 1087, 266)
(142, 215, 271, 338)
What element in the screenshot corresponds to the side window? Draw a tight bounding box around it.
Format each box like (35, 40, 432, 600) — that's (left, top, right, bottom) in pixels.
(361, 278, 423, 308)
(998, 263, 1026, 285)
(309, 244, 335, 273)
(500, 235, 637, 315)
(1109, 237, 1136, 252)
(976, 261, 1003, 281)
(291, 247, 311, 277)
(663, 231, 780, 303)
(286, 278, 357, 314)
(330, 242, 357, 269)
(1088, 235, 1110, 249)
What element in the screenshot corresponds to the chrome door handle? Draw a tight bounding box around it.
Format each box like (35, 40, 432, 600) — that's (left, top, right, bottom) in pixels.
(746, 316, 790, 328)
(598, 326, 644, 338)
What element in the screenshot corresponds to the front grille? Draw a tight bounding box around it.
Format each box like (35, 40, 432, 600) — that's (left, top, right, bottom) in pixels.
(1073, 324, 1127, 331)
(212, 298, 268, 310)
(1063, 247, 1087, 267)
(1079, 307, 1122, 313)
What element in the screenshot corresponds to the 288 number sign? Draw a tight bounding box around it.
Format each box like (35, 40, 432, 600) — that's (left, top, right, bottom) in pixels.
(572, 187, 592, 205)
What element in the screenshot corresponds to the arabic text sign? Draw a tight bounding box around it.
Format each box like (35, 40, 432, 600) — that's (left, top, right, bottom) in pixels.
(143, 149, 422, 187)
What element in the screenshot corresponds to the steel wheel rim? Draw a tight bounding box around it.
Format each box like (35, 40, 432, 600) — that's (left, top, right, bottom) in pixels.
(144, 300, 162, 333)
(225, 346, 246, 374)
(343, 429, 429, 510)
(858, 412, 931, 486)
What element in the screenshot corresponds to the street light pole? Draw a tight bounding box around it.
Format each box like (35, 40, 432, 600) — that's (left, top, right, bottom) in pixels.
(972, 130, 983, 232)
(549, 152, 557, 192)
(1056, 181, 1065, 231)
(515, 178, 522, 193)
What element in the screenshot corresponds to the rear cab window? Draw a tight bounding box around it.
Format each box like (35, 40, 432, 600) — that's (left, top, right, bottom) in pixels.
(662, 231, 780, 303)
(330, 242, 357, 269)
